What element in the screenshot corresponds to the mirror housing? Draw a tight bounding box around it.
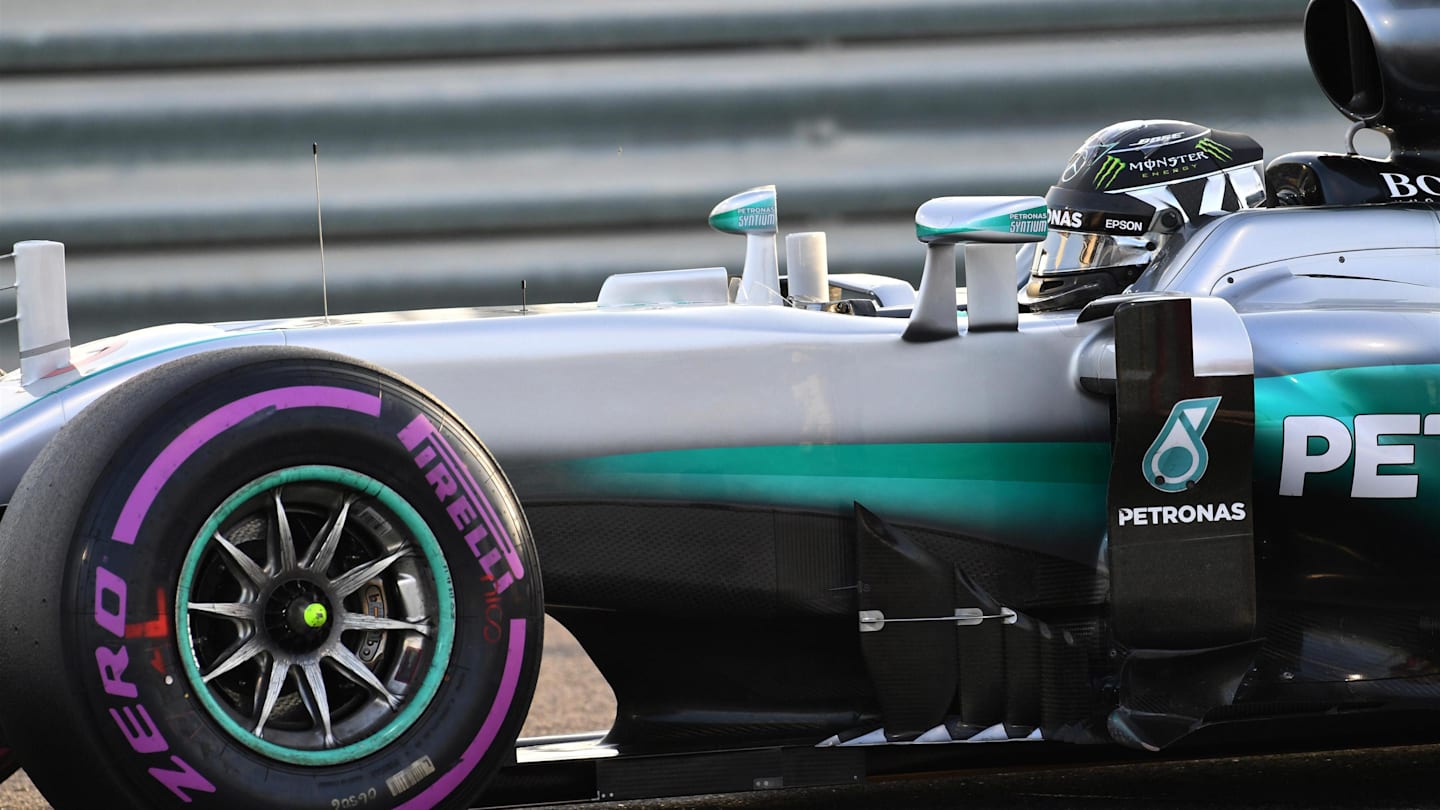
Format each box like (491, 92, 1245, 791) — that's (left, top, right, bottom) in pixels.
(905, 197, 1047, 342)
(709, 185, 782, 306)
(915, 196, 1049, 245)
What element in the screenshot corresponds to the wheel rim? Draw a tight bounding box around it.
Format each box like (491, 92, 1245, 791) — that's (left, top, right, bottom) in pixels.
(176, 465, 456, 766)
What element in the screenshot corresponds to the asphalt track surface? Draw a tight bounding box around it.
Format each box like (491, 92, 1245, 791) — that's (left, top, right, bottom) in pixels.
(3, 617, 1437, 809)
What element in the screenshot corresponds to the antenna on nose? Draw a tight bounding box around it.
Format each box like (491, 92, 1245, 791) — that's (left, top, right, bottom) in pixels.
(312, 142, 330, 325)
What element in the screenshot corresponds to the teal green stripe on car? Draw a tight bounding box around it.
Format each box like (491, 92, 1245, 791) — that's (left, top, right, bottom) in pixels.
(549, 441, 1111, 547)
(1255, 363, 1440, 522)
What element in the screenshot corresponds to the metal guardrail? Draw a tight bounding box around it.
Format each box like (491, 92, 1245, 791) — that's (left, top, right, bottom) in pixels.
(0, 0, 1335, 370)
(0, 0, 1304, 72)
(1, 30, 1319, 166)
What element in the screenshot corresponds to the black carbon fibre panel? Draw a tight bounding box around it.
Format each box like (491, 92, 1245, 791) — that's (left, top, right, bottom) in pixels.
(903, 524, 1107, 609)
(1039, 623, 1091, 738)
(530, 502, 1105, 616)
(595, 749, 774, 800)
(531, 502, 780, 615)
(1245, 604, 1440, 697)
(856, 505, 956, 740)
(593, 746, 866, 800)
(1108, 297, 1256, 649)
(1111, 641, 1261, 749)
(773, 511, 856, 615)
(553, 605, 877, 749)
(954, 565, 1006, 727)
(1003, 614, 1043, 729)
(530, 501, 1109, 746)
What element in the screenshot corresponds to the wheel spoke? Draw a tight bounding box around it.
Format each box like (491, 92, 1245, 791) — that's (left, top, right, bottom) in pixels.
(213, 530, 268, 587)
(188, 600, 255, 622)
(182, 469, 454, 760)
(202, 635, 265, 683)
(298, 661, 337, 747)
(272, 490, 298, 573)
(254, 656, 292, 738)
(329, 548, 410, 598)
(340, 612, 434, 636)
(304, 494, 357, 575)
(326, 644, 402, 711)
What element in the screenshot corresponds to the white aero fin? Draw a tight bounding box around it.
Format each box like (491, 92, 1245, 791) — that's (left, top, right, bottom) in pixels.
(10, 241, 74, 386)
(709, 185, 781, 305)
(905, 196, 1047, 342)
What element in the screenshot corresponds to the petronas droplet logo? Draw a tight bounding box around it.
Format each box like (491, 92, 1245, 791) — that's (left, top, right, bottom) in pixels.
(1142, 396, 1221, 493)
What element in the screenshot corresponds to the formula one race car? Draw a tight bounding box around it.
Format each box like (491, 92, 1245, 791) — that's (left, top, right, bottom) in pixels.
(1, 0, 1437, 807)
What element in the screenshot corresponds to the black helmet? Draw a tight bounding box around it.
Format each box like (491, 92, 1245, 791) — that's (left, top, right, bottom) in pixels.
(1020, 120, 1265, 311)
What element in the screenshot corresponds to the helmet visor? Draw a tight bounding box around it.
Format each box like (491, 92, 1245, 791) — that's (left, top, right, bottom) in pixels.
(1031, 230, 1156, 277)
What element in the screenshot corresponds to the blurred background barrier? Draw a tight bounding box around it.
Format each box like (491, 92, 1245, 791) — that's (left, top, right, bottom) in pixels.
(1, 0, 1341, 369)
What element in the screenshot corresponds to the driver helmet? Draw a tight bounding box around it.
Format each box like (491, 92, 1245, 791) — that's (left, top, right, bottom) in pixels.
(1020, 119, 1265, 311)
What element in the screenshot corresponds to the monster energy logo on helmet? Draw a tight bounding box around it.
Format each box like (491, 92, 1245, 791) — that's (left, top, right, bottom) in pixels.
(1094, 156, 1126, 189)
(1069, 120, 1262, 194)
(1196, 137, 1233, 161)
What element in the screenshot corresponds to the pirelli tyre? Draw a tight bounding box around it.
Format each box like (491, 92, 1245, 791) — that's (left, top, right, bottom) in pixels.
(0, 346, 543, 810)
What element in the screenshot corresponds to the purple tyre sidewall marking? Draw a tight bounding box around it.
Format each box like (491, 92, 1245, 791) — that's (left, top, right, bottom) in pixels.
(400, 414, 522, 583)
(113, 385, 382, 544)
(396, 618, 526, 810)
(106, 381, 528, 804)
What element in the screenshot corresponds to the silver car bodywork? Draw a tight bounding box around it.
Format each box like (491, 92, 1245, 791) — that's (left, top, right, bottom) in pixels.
(4, 205, 1437, 579)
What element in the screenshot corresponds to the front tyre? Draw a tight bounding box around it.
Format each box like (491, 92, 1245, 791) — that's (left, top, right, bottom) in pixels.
(0, 347, 543, 809)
